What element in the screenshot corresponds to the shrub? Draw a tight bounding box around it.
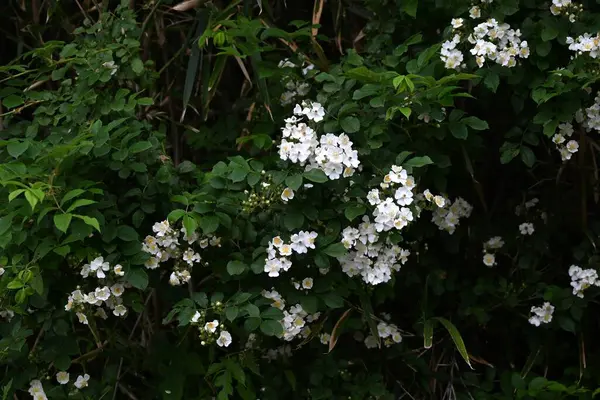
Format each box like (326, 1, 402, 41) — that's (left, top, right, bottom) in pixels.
(2, 0, 600, 399)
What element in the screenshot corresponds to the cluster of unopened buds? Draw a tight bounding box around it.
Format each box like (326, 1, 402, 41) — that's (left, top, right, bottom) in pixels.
(278, 101, 361, 180)
(528, 302, 554, 326)
(278, 58, 315, 106)
(263, 232, 318, 277)
(482, 236, 504, 267)
(569, 265, 600, 298)
(364, 321, 403, 348)
(441, 16, 529, 69)
(551, 0, 583, 22)
(190, 309, 232, 347)
(142, 220, 220, 286)
(66, 256, 129, 324)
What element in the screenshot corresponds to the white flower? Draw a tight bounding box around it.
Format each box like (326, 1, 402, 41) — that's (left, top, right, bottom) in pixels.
(519, 222, 535, 235)
(529, 302, 554, 326)
(152, 220, 171, 237)
(482, 253, 496, 267)
(433, 195, 446, 208)
(485, 236, 504, 250)
(28, 380, 47, 399)
(89, 257, 110, 279)
(204, 320, 219, 333)
(113, 264, 125, 276)
(394, 186, 414, 206)
(191, 311, 202, 323)
(566, 140, 579, 153)
(76, 312, 88, 325)
(168, 272, 180, 285)
(367, 189, 381, 205)
(94, 286, 111, 302)
(469, 6, 481, 18)
(451, 18, 464, 29)
(110, 283, 125, 297)
(216, 330, 232, 347)
(302, 277, 314, 289)
(364, 335, 378, 349)
(281, 187, 295, 202)
(182, 248, 201, 266)
(113, 304, 127, 317)
(56, 371, 70, 385)
(319, 333, 331, 344)
(0, 267, 4, 276)
(74, 374, 90, 389)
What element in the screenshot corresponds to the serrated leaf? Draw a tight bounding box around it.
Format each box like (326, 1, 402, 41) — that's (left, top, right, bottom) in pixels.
(322, 243, 347, 258)
(260, 319, 283, 336)
(200, 215, 219, 234)
(2, 95, 24, 109)
(127, 268, 149, 290)
(462, 116, 489, 130)
(285, 174, 303, 191)
(404, 156, 433, 168)
(183, 215, 197, 238)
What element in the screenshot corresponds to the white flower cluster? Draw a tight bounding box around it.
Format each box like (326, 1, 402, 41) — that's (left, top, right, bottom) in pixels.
(262, 290, 321, 342)
(551, 0, 582, 22)
(292, 277, 314, 290)
(278, 102, 360, 180)
(278, 58, 314, 106)
(367, 165, 421, 232)
(431, 196, 473, 234)
(482, 236, 504, 267)
(264, 344, 292, 361)
(28, 380, 48, 400)
(569, 265, 600, 298)
(142, 220, 220, 286)
(567, 34, 600, 58)
(190, 311, 232, 347)
(528, 302, 554, 326)
(441, 18, 529, 69)
(518, 222, 535, 235)
(66, 256, 128, 324)
(364, 321, 403, 348)
(580, 92, 600, 133)
(338, 216, 410, 285)
(551, 122, 579, 161)
(264, 232, 318, 277)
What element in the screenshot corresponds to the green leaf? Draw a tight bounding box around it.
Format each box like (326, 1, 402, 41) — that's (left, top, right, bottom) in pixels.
(423, 319, 434, 349)
(8, 189, 25, 202)
(229, 167, 248, 183)
(358, 287, 380, 348)
(340, 116, 360, 133)
(283, 210, 304, 231)
(261, 307, 284, 320)
(127, 268, 149, 290)
(225, 306, 239, 321)
(323, 243, 347, 258)
(200, 215, 220, 234)
(404, 156, 433, 168)
(399, 107, 412, 119)
(77, 216, 101, 232)
(2, 95, 24, 109)
(131, 58, 144, 74)
(129, 141, 153, 153)
(167, 209, 186, 222)
(301, 296, 319, 314)
(117, 225, 139, 241)
(322, 293, 344, 308)
(395, 151, 413, 165)
(462, 116, 489, 130)
(401, 0, 418, 17)
(24, 190, 39, 210)
(60, 189, 86, 206)
(303, 169, 328, 183)
(53, 213, 73, 233)
(449, 122, 468, 139)
(66, 199, 96, 213)
(260, 319, 283, 336)
(7, 141, 29, 158)
(434, 317, 472, 368)
(484, 72, 499, 93)
(227, 260, 247, 276)
(244, 317, 261, 332)
(285, 174, 303, 191)
(344, 204, 366, 221)
(183, 215, 197, 238)
(520, 146, 536, 168)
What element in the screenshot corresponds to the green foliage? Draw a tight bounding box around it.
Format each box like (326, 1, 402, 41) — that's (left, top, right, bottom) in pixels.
(2, 0, 600, 399)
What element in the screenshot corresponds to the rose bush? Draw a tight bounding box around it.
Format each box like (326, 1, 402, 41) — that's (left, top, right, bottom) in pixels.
(2, 0, 600, 398)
